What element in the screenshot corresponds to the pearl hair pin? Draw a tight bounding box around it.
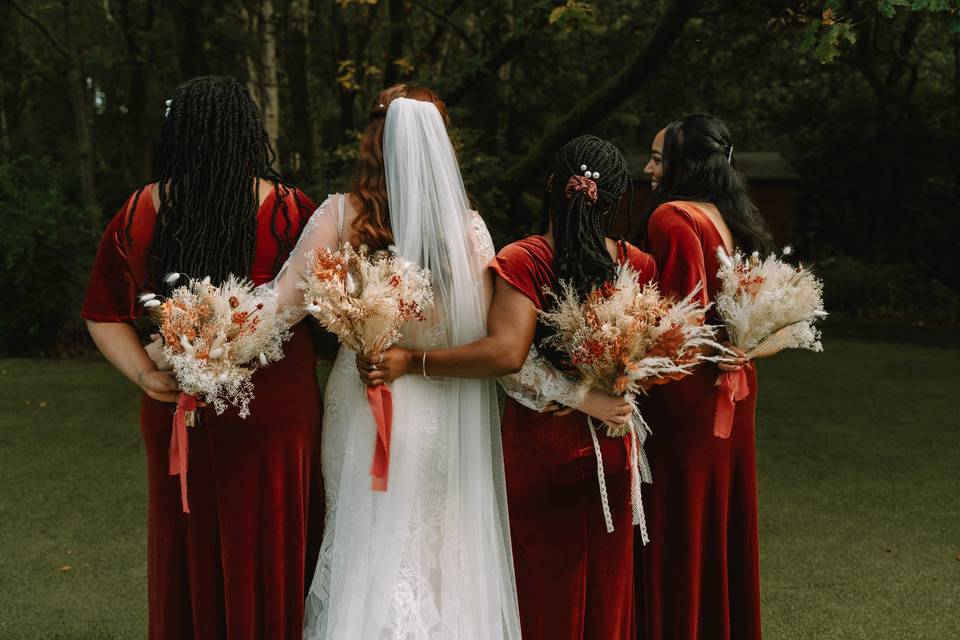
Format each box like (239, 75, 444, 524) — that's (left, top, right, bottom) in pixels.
(579, 164, 600, 180)
(164, 98, 172, 118)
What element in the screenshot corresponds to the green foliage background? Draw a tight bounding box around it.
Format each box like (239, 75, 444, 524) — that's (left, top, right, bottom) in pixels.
(2, 0, 959, 352)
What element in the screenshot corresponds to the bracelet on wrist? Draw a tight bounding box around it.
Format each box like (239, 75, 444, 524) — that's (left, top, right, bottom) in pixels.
(421, 350, 431, 380)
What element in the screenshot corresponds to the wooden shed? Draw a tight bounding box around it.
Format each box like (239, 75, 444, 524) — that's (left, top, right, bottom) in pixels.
(612, 152, 801, 246)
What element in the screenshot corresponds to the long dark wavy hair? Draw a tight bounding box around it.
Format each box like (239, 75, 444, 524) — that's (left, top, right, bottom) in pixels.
(125, 75, 308, 289)
(644, 114, 773, 254)
(537, 135, 632, 367)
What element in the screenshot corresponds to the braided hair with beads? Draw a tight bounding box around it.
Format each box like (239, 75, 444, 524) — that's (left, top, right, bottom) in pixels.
(536, 135, 633, 367)
(541, 135, 632, 299)
(124, 76, 309, 290)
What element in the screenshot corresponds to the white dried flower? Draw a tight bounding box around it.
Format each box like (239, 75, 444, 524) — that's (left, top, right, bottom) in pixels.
(716, 246, 734, 268)
(139, 293, 157, 302)
(143, 299, 161, 309)
(782, 245, 793, 256)
(208, 347, 224, 359)
(258, 353, 268, 366)
(164, 272, 181, 284)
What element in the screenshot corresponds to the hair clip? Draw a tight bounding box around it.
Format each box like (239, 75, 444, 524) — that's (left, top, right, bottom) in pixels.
(579, 164, 600, 180)
(727, 145, 734, 163)
(565, 174, 598, 205)
(164, 98, 172, 118)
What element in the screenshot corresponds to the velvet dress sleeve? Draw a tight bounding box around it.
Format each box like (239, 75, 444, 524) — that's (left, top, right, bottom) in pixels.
(646, 204, 709, 306)
(81, 194, 141, 323)
(488, 240, 548, 309)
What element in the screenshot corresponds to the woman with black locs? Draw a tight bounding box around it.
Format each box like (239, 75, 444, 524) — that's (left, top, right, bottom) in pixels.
(82, 76, 324, 639)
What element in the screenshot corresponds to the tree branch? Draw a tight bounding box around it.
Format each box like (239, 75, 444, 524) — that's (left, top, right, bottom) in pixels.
(409, 0, 476, 52)
(503, 0, 705, 195)
(444, 30, 529, 106)
(11, 0, 69, 59)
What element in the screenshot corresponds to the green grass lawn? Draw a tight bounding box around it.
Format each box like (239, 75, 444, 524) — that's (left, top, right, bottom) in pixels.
(1, 327, 958, 639)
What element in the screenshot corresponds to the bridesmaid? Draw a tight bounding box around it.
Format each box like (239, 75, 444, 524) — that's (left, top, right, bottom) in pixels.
(358, 136, 656, 640)
(82, 76, 324, 639)
(635, 114, 774, 640)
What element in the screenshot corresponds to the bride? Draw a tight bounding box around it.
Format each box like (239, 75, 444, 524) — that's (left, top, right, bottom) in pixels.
(263, 85, 521, 639)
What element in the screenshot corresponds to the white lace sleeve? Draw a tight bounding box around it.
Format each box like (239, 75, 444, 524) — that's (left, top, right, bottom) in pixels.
(259, 193, 343, 324)
(499, 345, 589, 411)
(467, 210, 496, 309)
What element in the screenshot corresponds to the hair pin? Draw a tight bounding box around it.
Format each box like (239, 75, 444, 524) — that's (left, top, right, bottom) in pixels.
(727, 145, 734, 163)
(164, 98, 172, 118)
(579, 164, 600, 180)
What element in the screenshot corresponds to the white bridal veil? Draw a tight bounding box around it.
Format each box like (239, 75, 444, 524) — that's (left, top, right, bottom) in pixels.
(289, 97, 520, 639)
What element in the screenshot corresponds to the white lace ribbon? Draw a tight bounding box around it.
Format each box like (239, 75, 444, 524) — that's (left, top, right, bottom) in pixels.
(586, 403, 652, 543)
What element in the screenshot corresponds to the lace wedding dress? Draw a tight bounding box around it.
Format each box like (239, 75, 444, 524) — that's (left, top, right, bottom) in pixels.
(263, 98, 527, 640)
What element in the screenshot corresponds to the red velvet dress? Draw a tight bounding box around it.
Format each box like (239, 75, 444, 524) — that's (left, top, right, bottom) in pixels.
(81, 184, 325, 639)
(636, 202, 761, 640)
(491, 236, 657, 640)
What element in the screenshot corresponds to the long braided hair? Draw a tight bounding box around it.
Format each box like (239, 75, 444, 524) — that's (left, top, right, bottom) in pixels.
(537, 135, 632, 367)
(541, 135, 632, 298)
(125, 76, 307, 289)
(643, 114, 773, 254)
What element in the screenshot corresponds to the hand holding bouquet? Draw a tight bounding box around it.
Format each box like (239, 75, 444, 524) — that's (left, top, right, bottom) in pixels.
(539, 263, 721, 539)
(143, 273, 293, 512)
(712, 246, 827, 438)
(300, 243, 434, 491)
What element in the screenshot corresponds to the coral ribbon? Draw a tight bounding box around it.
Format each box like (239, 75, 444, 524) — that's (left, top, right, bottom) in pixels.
(367, 385, 393, 492)
(713, 367, 750, 439)
(169, 392, 196, 513)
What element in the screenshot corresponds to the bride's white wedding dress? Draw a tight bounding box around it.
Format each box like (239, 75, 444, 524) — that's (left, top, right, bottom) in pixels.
(264, 98, 522, 640)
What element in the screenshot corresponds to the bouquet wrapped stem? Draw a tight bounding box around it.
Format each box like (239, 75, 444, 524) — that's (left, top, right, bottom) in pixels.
(301, 243, 433, 492)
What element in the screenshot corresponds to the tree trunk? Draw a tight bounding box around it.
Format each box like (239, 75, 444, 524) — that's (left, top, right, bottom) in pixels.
(110, 0, 155, 182)
(170, 0, 208, 79)
(62, 1, 99, 220)
(384, 0, 407, 86)
(242, 0, 281, 163)
(287, 0, 314, 179)
(0, 105, 10, 158)
(11, 0, 99, 216)
(333, 2, 356, 140)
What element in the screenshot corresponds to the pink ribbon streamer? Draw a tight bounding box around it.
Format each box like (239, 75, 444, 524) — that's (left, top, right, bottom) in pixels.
(713, 367, 750, 439)
(169, 392, 196, 513)
(367, 385, 394, 492)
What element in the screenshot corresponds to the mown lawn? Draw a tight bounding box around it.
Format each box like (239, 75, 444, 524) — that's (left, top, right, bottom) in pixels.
(1, 326, 957, 639)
